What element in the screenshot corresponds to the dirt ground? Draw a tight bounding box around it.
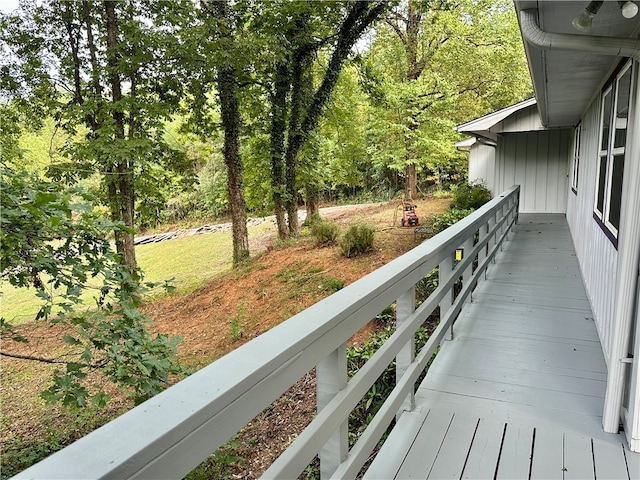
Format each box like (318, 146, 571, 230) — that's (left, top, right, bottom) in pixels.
(0, 197, 451, 478)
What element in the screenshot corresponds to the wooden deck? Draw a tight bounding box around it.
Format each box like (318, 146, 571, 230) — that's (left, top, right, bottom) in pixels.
(366, 214, 639, 480)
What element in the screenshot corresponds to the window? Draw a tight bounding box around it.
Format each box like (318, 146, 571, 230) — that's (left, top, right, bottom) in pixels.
(594, 60, 633, 242)
(570, 123, 581, 193)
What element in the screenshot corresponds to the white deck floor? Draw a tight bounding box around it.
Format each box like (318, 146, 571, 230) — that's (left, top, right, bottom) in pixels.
(366, 214, 639, 480)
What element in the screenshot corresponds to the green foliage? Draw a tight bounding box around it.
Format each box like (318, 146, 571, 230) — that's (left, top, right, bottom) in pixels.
(415, 268, 439, 305)
(347, 321, 430, 445)
(451, 182, 492, 210)
(185, 435, 244, 480)
(0, 166, 184, 408)
(431, 208, 475, 234)
(310, 220, 340, 246)
(1, 0, 197, 241)
(340, 224, 375, 258)
(0, 407, 123, 478)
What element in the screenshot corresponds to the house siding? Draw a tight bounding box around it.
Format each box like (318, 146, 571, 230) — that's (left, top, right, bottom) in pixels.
(566, 67, 640, 365)
(468, 143, 496, 194)
(497, 104, 544, 133)
(495, 129, 570, 214)
(566, 92, 616, 362)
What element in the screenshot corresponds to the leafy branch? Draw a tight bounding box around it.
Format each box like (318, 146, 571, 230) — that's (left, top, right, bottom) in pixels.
(0, 165, 185, 409)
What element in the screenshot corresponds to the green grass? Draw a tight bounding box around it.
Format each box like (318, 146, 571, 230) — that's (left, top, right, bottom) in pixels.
(136, 230, 233, 292)
(0, 223, 274, 326)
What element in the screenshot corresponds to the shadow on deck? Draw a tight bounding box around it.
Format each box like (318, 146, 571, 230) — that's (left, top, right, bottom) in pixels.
(367, 214, 639, 480)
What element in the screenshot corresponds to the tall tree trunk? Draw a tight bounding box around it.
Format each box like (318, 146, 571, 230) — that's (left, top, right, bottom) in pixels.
(270, 62, 291, 239)
(211, 0, 250, 264)
(388, 1, 424, 201)
(104, 0, 137, 270)
(405, 117, 419, 199)
(285, 149, 299, 235)
(282, 2, 390, 237)
(218, 69, 250, 264)
(405, 163, 417, 199)
(305, 182, 320, 220)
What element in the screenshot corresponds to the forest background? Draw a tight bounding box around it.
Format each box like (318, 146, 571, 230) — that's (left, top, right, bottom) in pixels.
(1, 0, 532, 476)
(1, 0, 531, 263)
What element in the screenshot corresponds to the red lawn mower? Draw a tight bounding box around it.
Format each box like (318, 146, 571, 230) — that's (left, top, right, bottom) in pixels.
(400, 199, 419, 227)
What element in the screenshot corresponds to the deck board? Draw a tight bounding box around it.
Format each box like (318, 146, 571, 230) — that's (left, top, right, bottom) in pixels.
(563, 432, 595, 480)
(459, 417, 504, 479)
(495, 424, 533, 480)
(529, 428, 564, 479)
(365, 214, 638, 480)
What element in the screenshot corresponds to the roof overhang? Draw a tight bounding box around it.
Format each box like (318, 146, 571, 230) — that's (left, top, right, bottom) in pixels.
(456, 98, 541, 141)
(514, 1, 640, 128)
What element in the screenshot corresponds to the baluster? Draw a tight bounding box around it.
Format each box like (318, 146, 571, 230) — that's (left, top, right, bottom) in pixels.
(317, 344, 348, 479)
(439, 254, 454, 341)
(396, 286, 415, 419)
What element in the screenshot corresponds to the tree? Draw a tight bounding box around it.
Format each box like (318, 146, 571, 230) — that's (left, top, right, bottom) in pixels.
(370, 0, 531, 197)
(1, 0, 194, 270)
(0, 163, 183, 408)
(257, 1, 391, 238)
(196, 0, 250, 265)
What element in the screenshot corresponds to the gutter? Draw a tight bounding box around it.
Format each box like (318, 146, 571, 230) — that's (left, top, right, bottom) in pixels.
(519, 9, 640, 63)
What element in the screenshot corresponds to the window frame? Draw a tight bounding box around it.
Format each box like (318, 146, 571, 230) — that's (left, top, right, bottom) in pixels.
(570, 123, 581, 194)
(593, 60, 634, 245)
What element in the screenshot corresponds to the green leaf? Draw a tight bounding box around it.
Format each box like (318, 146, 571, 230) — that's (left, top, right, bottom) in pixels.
(62, 335, 81, 346)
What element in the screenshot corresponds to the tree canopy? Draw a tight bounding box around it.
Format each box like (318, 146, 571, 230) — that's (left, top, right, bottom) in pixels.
(0, 0, 532, 408)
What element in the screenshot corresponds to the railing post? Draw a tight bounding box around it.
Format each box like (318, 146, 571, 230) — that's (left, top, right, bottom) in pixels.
(489, 209, 497, 265)
(317, 344, 348, 479)
(506, 196, 515, 240)
(477, 221, 488, 280)
(499, 202, 507, 249)
(396, 286, 415, 419)
(439, 255, 454, 341)
(461, 235, 475, 300)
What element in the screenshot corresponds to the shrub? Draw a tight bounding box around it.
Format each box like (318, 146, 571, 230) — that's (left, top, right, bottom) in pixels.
(451, 182, 492, 210)
(347, 324, 430, 445)
(415, 268, 439, 304)
(311, 220, 339, 246)
(340, 224, 375, 258)
(302, 212, 323, 227)
(431, 208, 475, 234)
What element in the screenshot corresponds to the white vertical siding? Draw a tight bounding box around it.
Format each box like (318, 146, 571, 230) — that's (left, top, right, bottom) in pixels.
(498, 104, 545, 133)
(468, 143, 496, 194)
(566, 92, 619, 363)
(495, 130, 570, 213)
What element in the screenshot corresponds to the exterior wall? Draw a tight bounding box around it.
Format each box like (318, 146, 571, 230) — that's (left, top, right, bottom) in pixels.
(494, 129, 570, 213)
(468, 143, 496, 194)
(566, 94, 618, 363)
(495, 104, 544, 133)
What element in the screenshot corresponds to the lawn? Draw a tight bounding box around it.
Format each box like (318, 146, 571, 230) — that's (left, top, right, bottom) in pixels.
(0, 221, 275, 325)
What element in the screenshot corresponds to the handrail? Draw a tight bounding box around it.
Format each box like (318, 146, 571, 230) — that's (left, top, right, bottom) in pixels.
(13, 185, 520, 480)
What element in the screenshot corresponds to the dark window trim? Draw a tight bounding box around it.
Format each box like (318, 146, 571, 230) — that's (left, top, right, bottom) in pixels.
(570, 123, 581, 195)
(593, 211, 619, 250)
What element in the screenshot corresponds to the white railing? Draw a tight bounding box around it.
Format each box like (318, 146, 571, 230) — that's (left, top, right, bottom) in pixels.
(13, 186, 520, 480)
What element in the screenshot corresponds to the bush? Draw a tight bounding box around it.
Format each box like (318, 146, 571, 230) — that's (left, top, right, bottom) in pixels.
(431, 208, 475, 234)
(311, 220, 339, 246)
(340, 224, 375, 258)
(347, 323, 430, 445)
(451, 182, 492, 210)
